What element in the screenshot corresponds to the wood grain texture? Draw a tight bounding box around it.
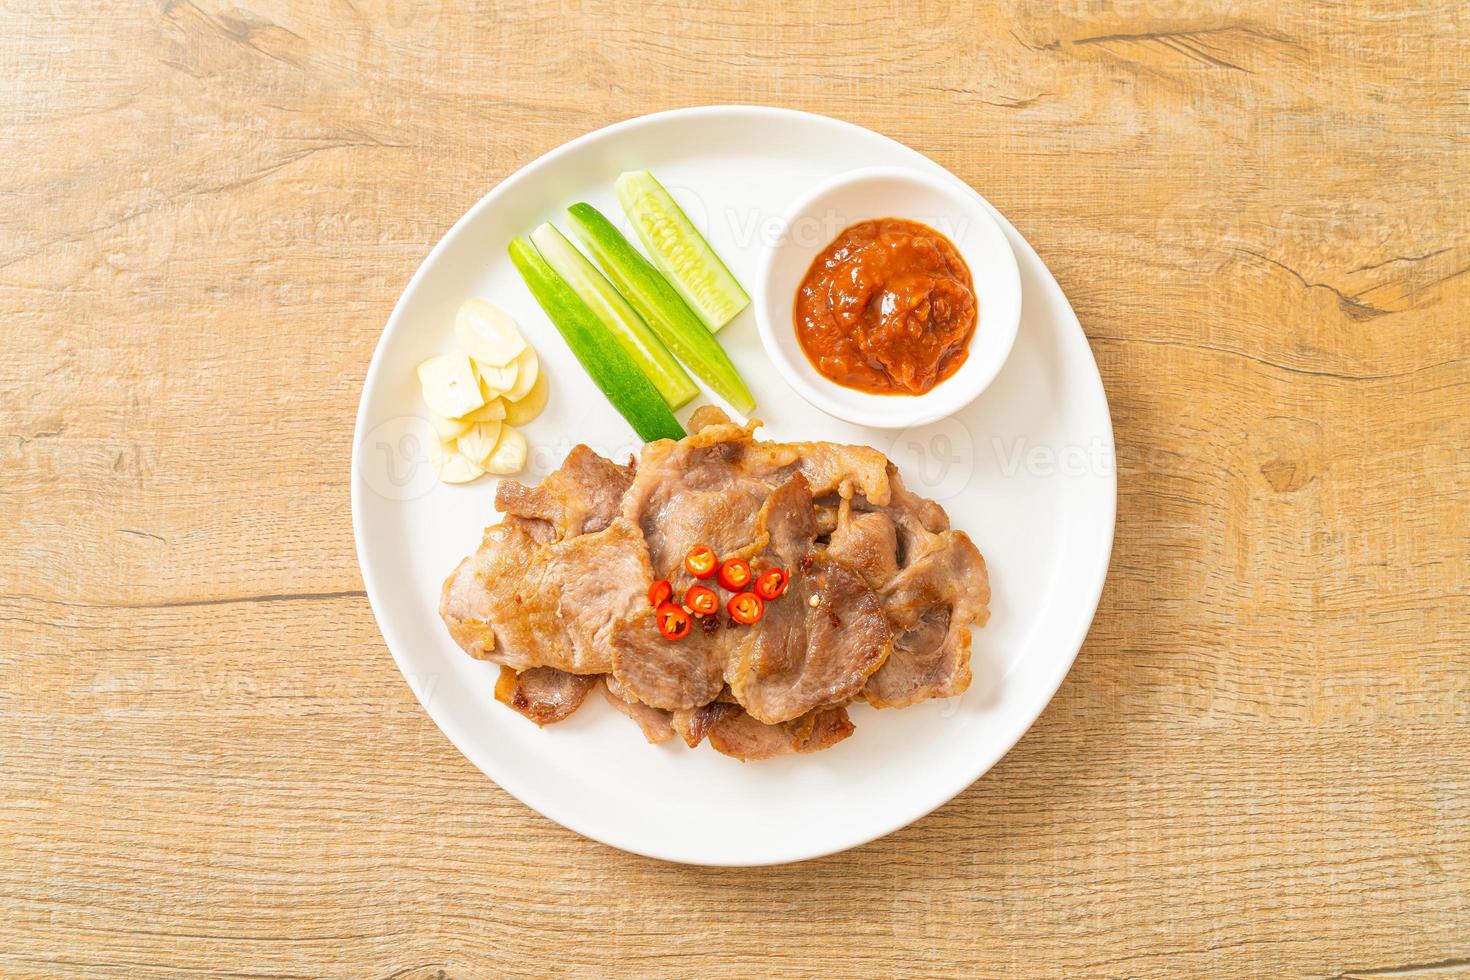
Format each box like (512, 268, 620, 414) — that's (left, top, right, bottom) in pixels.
(2, 0, 1467, 976)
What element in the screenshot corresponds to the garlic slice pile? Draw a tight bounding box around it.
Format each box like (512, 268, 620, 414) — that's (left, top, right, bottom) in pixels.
(417, 300, 546, 482)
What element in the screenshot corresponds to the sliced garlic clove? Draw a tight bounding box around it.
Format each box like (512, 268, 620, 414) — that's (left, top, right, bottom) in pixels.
(429, 413, 471, 441)
(455, 421, 504, 468)
(417, 354, 484, 419)
(459, 397, 507, 422)
(502, 347, 539, 403)
(483, 424, 527, 475)
(456, 299, 527, 367)
(503, 371, 548, 426)
(439, 448, 486, 484)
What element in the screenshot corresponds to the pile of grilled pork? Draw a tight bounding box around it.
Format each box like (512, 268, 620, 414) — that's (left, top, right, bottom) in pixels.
(440, 408, 989, 760)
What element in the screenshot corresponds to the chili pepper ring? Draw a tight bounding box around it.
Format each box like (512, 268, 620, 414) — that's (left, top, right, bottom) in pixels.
(727, 591, 764, 625)
(656, 601, 692, 640)
(754, 567, 789, 600)
(684, 544, 717, 579)
(716, 557, 752, 592)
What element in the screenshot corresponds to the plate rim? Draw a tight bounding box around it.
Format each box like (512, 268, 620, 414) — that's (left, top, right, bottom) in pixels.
(351, 104, 1117, 865)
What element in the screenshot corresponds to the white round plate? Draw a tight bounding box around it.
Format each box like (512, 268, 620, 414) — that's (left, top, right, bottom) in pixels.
(352, 106, 1115, 866)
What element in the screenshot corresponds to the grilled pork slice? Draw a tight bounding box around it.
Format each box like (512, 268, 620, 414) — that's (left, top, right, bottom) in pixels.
(439, 517, 650, 674)
(671, 698, 740, 748)
(622, 410, 892, 586)
(495, 444, 634, 539)
(819, 461, 990, 708)
(471, 444, 642, 723)
(494, 666, 597, 726)
(864, 532, 989, 707)
(607, 610, 726, 710)
(610, 471, 892, 721)
(726, 552, 890, 724)
(824, 501, 900, 590)
(705, 705, 856, 760)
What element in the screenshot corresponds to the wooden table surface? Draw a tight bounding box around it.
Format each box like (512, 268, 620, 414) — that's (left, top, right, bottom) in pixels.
(3, 1, 1467, 976)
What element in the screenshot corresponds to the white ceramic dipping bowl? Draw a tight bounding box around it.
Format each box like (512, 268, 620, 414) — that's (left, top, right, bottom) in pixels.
(754, 166, 1022, 428)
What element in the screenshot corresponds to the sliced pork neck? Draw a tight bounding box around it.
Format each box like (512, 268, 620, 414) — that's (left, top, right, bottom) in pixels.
(439, 408, 990, 758)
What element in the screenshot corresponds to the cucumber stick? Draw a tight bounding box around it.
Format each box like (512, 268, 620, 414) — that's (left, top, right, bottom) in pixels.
(566, 203, 756, 416)
(530, 223, 697, 410)
(614, 170, 749, 332)
(508, 237, 685, 443)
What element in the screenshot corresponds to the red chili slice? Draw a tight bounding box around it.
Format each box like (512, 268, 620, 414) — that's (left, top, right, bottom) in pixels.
(656, 601, 692, 640)
(716, 557, 752, 592)
(727, 591, 764, 625)
(648, 579, 673, 608)
(753, 567, 789, 600)
(685, 544, 717, 579)
(685, 584, 719, 617)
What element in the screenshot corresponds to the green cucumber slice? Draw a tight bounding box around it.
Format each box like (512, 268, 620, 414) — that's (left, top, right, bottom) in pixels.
(614, 170, 750, 332)
(508, 236, 685, 443)
(566, 203, 756, 416)
(530, 223, 697, 410)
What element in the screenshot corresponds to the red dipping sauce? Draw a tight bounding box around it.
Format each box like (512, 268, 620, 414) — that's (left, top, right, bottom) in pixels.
(794, 218, 977, 395)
